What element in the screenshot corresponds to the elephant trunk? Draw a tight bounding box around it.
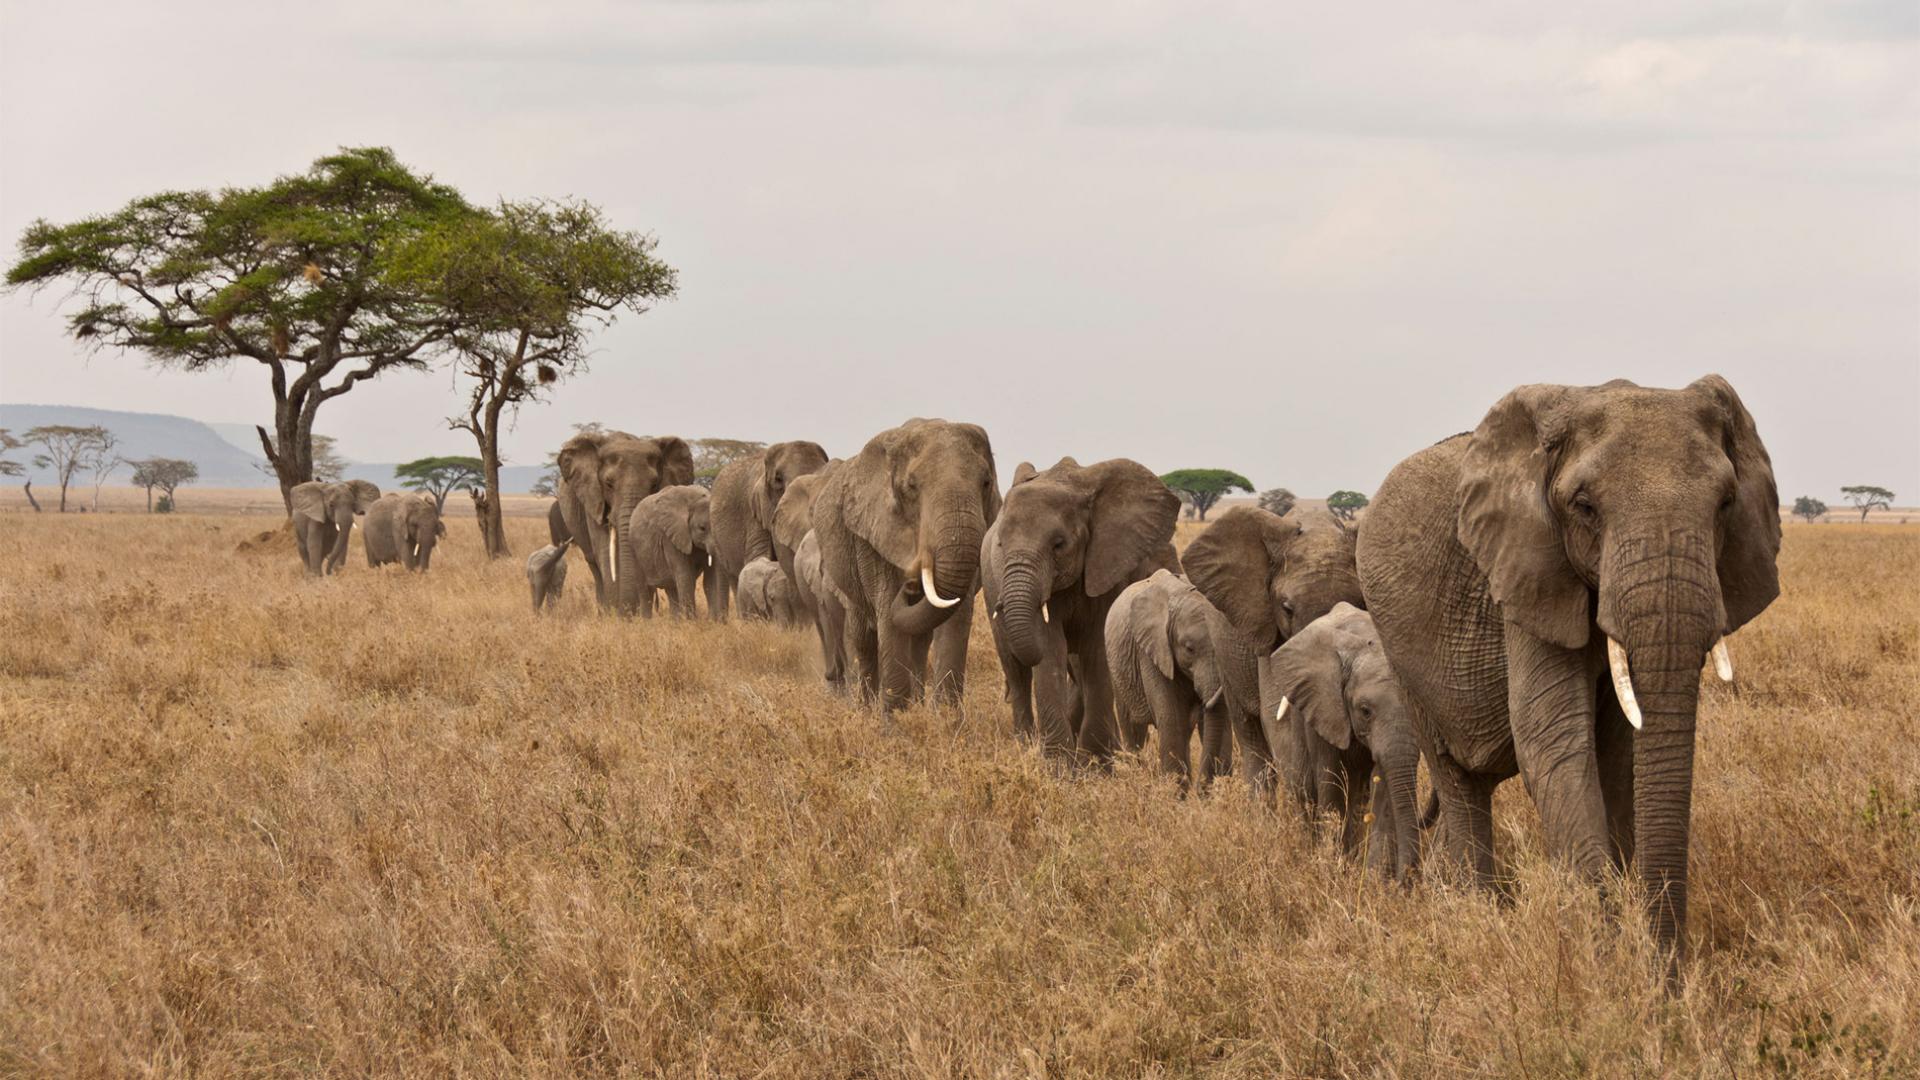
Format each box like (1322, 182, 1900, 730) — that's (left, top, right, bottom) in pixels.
(328, 514, 354, 572)
(891, 500, 985, 637)
(998, 556, 1050, 667)
(1382, 747, 1422, 883)
(614, 495, 643, 614)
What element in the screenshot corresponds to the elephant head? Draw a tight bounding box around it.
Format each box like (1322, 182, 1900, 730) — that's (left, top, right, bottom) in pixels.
(399, 494, 445, 571)
(1455, 375, 1779, 946)
(661, 486, 711, 557)
(990, 457, 1180, 667)
(1269, 603, 1420, 881)
(292, 479, 381, 572)
(558, 430, 695, 613)
(772, 466, 834, 562)
(841, 419, 999, 637)
(1183, 506, 1364, 652)
(755, 441, 830, 524)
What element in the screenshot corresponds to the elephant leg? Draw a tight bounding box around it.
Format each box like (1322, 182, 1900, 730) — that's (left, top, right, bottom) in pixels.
(820, 600, 847, 687)
(1072, 626, 1120, 763)
(928, 591, 973, 706)
(1594, 676, 1636, 870)
(1143, 674, 1192, 785)
(1005, 659, 1037, 738)
(1430, 751, 1497, 889)
(1032, 622, 1078, 760)
(1235, 708, 1278, 805)
(710, 566, 735, 622)
(640, 584, 658, 619)
(1199, 704, 1232, 793)
(907, 631, 932, 703)
(1505, 624, 1612, 880)
(877, 624, 916, 713)
(674, 563, 699, 619)
(328, 520, 354, 574)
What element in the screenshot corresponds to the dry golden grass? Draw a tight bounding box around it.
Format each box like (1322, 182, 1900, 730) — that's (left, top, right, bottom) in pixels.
(0, 515, 1914, 1077)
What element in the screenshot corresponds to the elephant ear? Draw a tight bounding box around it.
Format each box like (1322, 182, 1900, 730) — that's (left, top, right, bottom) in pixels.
(1691, 375, 1781, 632)
(772, 472, 821, 552)
(843, 428, 921, 570)
(290, 482, 328, 524)
(1184, 507, 1299, 651)
(1139, 572, 1177, 681)
(1085, 459, 1182, 597)
(668, 495, 697, 555)
(1272, 613, 1357, 751)
(559, 434, 607, 522)
(1206, 605, 1260, 721)
(656, 436, 695, 489)
(1457, 384, 1591, 650)
(1008, 461, 1039, 489)
(348, 479, 381, 514)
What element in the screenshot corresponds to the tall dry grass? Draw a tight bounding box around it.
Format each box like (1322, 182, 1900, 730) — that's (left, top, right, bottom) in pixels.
(0, 515, 1913, 1077)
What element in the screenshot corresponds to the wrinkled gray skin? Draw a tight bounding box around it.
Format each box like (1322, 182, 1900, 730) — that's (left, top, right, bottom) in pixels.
(527, 539, 571, 611)
(555, 431, 696, 614)
(794, 529, 848, 687)
(1107, 570, 1252, 792)
(1182, 506, 1366, 800)
(737, 557, 796, 623)
(709, 440, 830, 621)
(364, 492, 445, 571)
(628, 485, 712, 618)
(813, 419, 998, 712)
(1357, 376, 1780, 969)
(1265, 603, 1423, 881)
(773, 468, 844, 684)
(548, 500, 570, 546)
(983, 457, 1182, 762)
(290, 479, 381, 576)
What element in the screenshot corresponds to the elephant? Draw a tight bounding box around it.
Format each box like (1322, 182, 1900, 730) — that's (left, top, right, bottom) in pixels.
(627, 484, 712, 618)
(527, 539, 571, 611)
(554, 430, 696, 614)
(708, 440, 830, 621)
(1355, 376, 1780, 966)
(1263, 602, 1424, 881)
(364, 492, 445, 571)
(982, 457, 1181, 761)
(1181, 506, 1367, 800)
(793, 528, 849, 687)
(290, 479, 381, 576)
(812, 418, 998, 712)
(772, 467, 845, 684)
(737, 557, 797, 623)
(1107, 569, 1251, 791)
(547, 499, 570, 546)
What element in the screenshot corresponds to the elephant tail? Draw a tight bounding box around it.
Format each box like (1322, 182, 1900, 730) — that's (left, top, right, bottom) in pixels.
(1417, 787, 1441, 830)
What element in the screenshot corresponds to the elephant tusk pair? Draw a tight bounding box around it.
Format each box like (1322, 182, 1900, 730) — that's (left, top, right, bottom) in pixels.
(920, 564, 960, 609)
(1607, 636, 1735, 733)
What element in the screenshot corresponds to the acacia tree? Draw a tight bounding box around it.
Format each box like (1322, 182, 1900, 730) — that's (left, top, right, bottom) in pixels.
(86, 428, 125, 511)
(1792, 496, 1827, 524)
(6, 147, 481, 514)
(2, 430, 37, 511)
(25, 424, 112, 512)
(1258, 487, 1297, 517)
(396, 455, 483, 512)
(130, 458, 198, 511)
(393, 200, 676, 558)
(1158, 468, 1252, 521)
(1327, 490, 1370, 521)
(1840, 485, 1893, 523)
(692, 439, 767, 488)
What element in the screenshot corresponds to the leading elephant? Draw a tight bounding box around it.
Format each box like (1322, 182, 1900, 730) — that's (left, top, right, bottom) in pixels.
(984, 456, 1180, 761)
(1181, 506, 1367, 799)
(290, 479, 381, 576)
(554, 430, 696, 614)
(1106, 569, 1249, 791)
(364, 492, 445, 571)
(709, 440, 830, 621)
(812, 418, 997, 712)
(1355, 376, 1780, 968)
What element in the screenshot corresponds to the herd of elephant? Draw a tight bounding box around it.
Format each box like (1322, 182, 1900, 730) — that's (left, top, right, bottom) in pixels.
(290, 376, 1783, 970)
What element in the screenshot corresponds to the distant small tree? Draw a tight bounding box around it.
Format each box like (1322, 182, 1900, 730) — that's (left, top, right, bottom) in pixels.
(1258, 487, 1297, 517)
(130, 458, 199, 511)
(1792, 496, 1827, 524)
(396, 456, 484, 512)
(86, 429, 126, 511)
(692, 438, 768, 488)
(0, 429, 32, 511)
(530, 468, 558, 499)
(1159, 469, 1253, 522)
(25, 424, 113, 512)
(1327, 490, 1370, 521)
(1840, 485, 1894, 523)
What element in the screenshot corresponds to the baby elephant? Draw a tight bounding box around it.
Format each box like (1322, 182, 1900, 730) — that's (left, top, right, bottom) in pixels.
(365, 492, 445, 571)
(527, 538, 571, 611)
(1107, 569, 1240, 793)
(736, 557, 796, 623)
(1263, 602, 1425, 881)
(628, 485, 712, 617)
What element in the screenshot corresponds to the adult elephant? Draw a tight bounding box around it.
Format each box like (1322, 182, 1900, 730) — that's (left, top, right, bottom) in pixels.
(1106, 569, 1248, 790)
(812, 419, 997, 712)
(708, 440, 830, 621)
(554, 430, 695, 614)
(773, 467, 846, 686)
(1356, 376, 1779, 967)
(984, 457, 1180, 761)
(793, 529, 849, 688)
(365, 492, 445, 571)
(1181, 506, 1366, 798)
(290, 479, 381, 577)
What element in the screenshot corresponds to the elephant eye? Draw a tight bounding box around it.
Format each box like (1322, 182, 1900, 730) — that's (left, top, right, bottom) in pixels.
(1279, 597, 1294, 615)
(1052, 534, 1067, 551)
(1571, 490, 1596, 519)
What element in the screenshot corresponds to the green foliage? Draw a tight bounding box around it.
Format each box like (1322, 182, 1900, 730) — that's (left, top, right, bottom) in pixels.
(155, 495, 174, 513)
(692, 439, 768, 486)
(1327, 490, 1370, 520)
(1839, 485, 1893, 522)
(397, 455, 485, 510)
(0, 428, 23, 478)
(1792, 496, 1827, 523)
(24, 425, 114, 511)
(129, 458, 198, 511)
(1257, 487, 1296, 517)
(1159, 468, 1253, 521)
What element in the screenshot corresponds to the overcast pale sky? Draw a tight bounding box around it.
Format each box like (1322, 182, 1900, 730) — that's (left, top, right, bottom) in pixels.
(2, 1, 1915, 500)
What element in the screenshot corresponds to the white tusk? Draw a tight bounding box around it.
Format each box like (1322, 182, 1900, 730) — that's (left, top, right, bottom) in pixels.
(1607, 637, 1643, 730)
(608, 541, 618, 584)
(1041, 601, 1050, 624)
(921, 564, 960, 608)
(1710, 639, 1733, 683)
(1205, 686, 1224, 710)
(1276, 696, 1289, 723)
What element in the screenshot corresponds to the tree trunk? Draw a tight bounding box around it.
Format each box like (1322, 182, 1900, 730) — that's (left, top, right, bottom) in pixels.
(146, 485, 153, 512)
(22, 481, 40, 512)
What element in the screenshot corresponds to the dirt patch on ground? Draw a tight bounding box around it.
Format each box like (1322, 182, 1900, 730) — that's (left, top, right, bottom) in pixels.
(235, 520, 296, 555)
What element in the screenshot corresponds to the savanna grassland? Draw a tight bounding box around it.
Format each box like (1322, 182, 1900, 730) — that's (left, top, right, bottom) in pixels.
(0, 512, 1914, 1077)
